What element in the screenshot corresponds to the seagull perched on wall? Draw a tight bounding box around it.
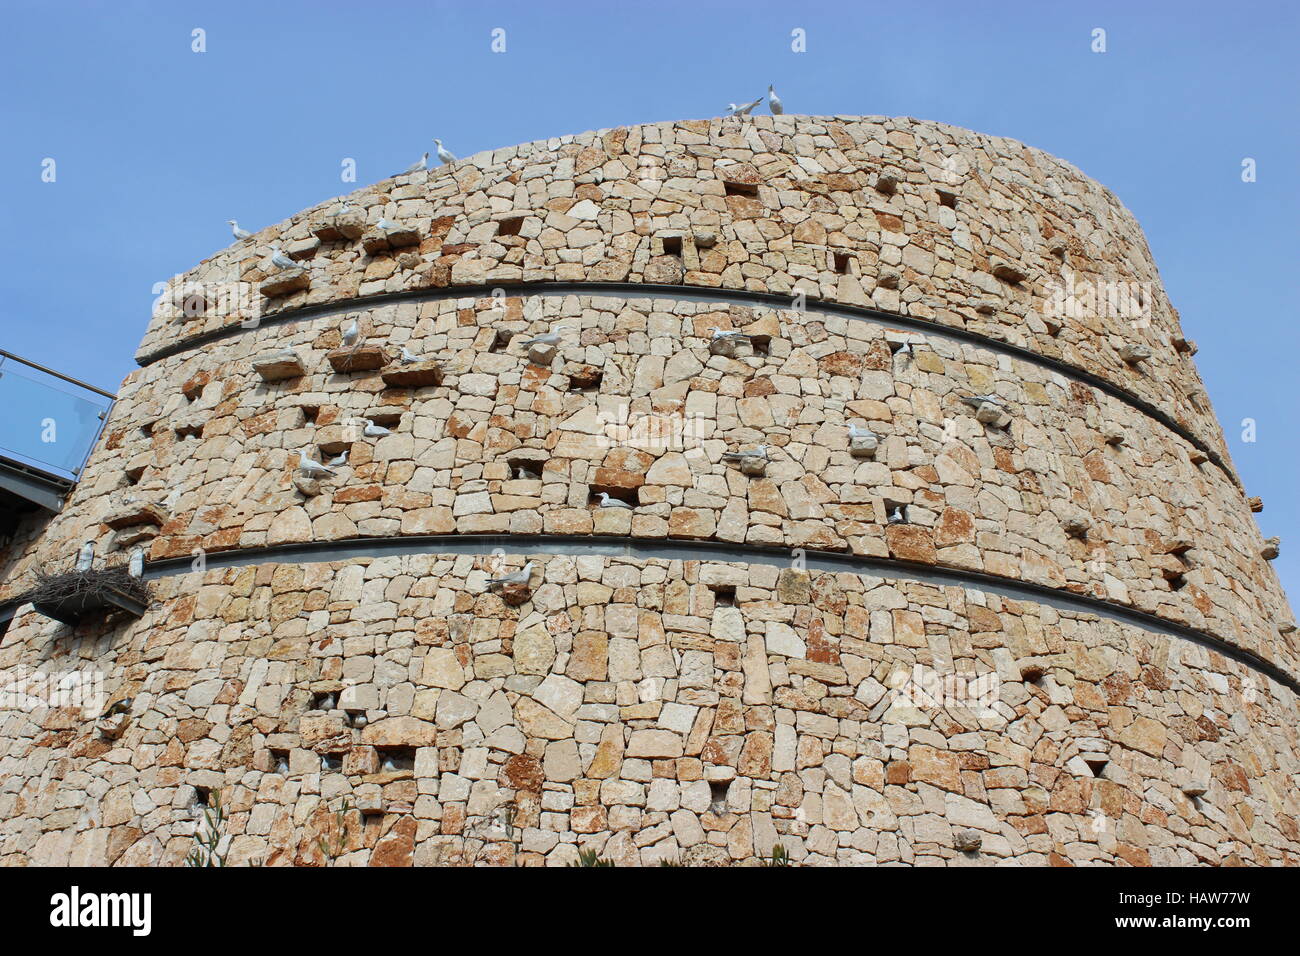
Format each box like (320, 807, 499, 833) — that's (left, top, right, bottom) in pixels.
(326, 450, 349, 467)
(398, 346, 419, 364)
(298, 451, 337, 477)
(128, 547, 145, 579)
(768, 85, 783, 115)
(402, 152, 429, 175)
(362, 419, 390, 438)
(596, 492, 633, 509)
(722, 444, 769, 462)
(961, 393, 1004, 409)
(708, 327, 749, 341)
(269, 246, 300, 271)
(341, 317, 360, 347)
(728, 97, 763, 116)
(513, 463, 541, 480)
(895, 342, 914, 359)
(434, 139, 457, 164)
(848, 422, 875, 440)
(485, 561, 536, 589)
(75, 541, 94, 572)
(228, 219, 252, 240)
(887, 505, 908, 525)
(518, 326, 569, 347)
(376, 216, 402, 232)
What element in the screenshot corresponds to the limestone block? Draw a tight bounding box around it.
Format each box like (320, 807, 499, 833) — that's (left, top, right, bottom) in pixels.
(328, 345, 389, 372)
(253, 349, 306, 382)
(381, 361, 444, 388)
(849, 434, 878, 459)
(528, 343, 557, 366)
(259, 268, 310, 298)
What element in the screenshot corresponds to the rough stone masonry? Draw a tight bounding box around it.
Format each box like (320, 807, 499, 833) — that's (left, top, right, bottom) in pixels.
(0, 115, 1294, 866)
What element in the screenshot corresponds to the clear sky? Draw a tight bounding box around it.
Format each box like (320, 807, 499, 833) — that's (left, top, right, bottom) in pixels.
(1, 0, 1295, 603)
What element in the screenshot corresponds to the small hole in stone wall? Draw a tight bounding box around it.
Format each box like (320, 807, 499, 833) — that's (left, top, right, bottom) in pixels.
(271, 749, 290, 775)
(750, 336, 771, 356)
(708, 780, 731, 814)
(832, 251, 852, 274)
(320, 753, 343, 773)
(174, 423, 203, 440)
(367, 412, 403, 429)
(1084, 758, 1108, 777)
(507, 456, 544, 480)
(194, 786, 212, 808)
(724, 182, 759, 198)
(1167, 573, 1187, 592)
(124, 465, 146, 486)
(300, 405, 321, 424)
(0, 612, 12, 642)
(140, 425, 154, 439)
(588, 486, 637, 508)
(711, 585, 737, 607)
(1019, 664, 1045, 684)
(311, 690, 337, 711)
(567, 367, 603, 392)
(489, 330, 513, 353)
(377, 746, 416, 772)
(937, 188, 957, 209)
(661, 235, 683, 257)
(497, 216, 525, 237)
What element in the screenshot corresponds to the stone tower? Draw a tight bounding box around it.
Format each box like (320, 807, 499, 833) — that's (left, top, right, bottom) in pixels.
(1, 116, 1295, 867)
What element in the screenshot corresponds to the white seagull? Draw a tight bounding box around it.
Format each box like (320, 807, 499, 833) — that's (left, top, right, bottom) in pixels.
(848, 422, 875, 439)
(128, 547, 145, 578)
(298, 451, 337, 477)
(402, 152, 429, 175)
(270, 246, 299, 271)
(961, 393, 1004, 409)
(228, 219, 252, 240)
(75, 541, 95, 572)
(376, 216, 401, 232)
(768, 85, 783, 115)
(887, 505, 907, 525)
(326, 450, 349, 467)
(728, 97, 763, 116)
(362, 419, 390, 438)
(518, 325, 569, 347)
(596, 492, 633, 509)
(341, 317, 360, 347)
(434, 139, 457, 164)
(486, 560, 536, 588)
(708, 327, 748, 341)
(398, 346, 419, 364)
(895, 342, 914, 358)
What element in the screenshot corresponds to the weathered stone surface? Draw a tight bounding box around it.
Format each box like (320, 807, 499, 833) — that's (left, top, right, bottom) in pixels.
(253, 350, 306, 381)
(259, 269, 310, 297)
(327, 345, 389, 372)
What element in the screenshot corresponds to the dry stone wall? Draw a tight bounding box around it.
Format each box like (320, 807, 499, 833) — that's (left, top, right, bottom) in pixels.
(0, 115, 1294, 866)
(1, 556, 1296, 867)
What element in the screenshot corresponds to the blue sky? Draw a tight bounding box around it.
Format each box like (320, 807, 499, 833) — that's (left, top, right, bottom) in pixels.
(1, 0, 1295, 602)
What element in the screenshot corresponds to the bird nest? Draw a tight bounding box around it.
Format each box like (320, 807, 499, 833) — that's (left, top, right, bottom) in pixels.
(26, 562, 151, 626)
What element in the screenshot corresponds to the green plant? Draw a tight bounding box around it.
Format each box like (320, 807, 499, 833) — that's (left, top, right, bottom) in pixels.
(316, 797, 352, 864)
(763, 844, 792, 867)
(567, 847, 614, 867)
(184, 791, 228, 867)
